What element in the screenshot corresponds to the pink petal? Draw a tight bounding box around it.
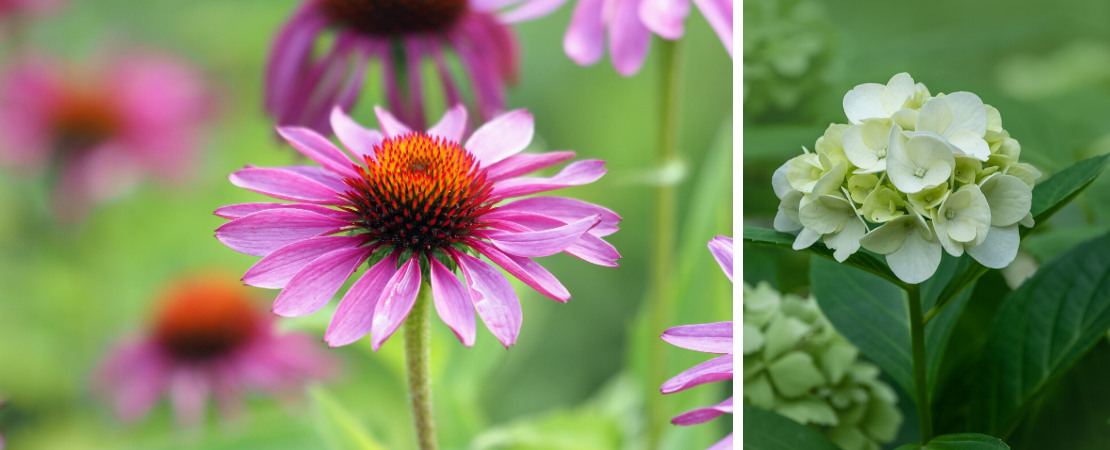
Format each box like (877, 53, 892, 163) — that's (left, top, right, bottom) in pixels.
(374, 105, 413, 139)
(229, 167, 343, 205)
(483, 151, 577, 183)
(276, 126, 359, 179)
(330, 106, 384, 161)
(281, 165, 354, 193)
(169, 368, 210, 427)
(325, 252, 400, 347)
(402, 38, 428, 130)
(661, 321, 733, 354)
(691, 0, 733, 56)
(609, 0, 653, 76)
(370, 256, 423, 351)
(492, 159, 607, 198)
(427, 104, 468, 143)
(708, 433, 733, 450)
(491, 196, 621, 236)
(214, 202, 357, 221)
(429, 256, 477, 347)
(469, 240, 571, 302)
(272, 246, 373, 317)
(661, 354, 733, 394)
(488, 214, 620, 267)
(243, 236, 368, 289)
(500, 0, 573, 23)
(708, 235, 733, 282)
(215, 209, 351, 257)
(672, 397, 732, 425)
(452, 250, 522, 347)
(465, 109, 535, 167)
(265, 4, 327, 114)
(564, 0, 606, 66)
(639, 0, 689, 40)
(482, 215, 600, 257)
(96, 340, 170, 423)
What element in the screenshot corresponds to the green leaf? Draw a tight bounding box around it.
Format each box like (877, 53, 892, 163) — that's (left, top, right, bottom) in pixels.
(744, 226, 901, 286)
(311, 386, 388, 450)
(1028, 153, 1110, 225)
(809, 257, 975, 403)
(743, 404, 841, 450)
(892, 433, 1011, 449)
(970, 230, 1110, 437)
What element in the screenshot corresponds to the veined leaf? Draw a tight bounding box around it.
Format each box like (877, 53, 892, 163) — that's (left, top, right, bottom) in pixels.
(892, 433, 1010, 449)
(743, 404, 839, 450)
(744, 226, 901, 286)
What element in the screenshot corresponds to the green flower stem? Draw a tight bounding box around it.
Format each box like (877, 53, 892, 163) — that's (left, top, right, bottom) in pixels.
(646, 37, 686, 450)
(907, 284, 933, 444)
(404, 282, 438, 450)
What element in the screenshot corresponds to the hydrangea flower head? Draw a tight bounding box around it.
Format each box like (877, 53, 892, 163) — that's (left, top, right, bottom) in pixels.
(743, 281, 903, 450)
(0, 52, 213, 222)
(215, 105, 620, 350)
(660, 235, 733, 450)
(267, 0, 521, 133)
(94, 274, 337, 426)
(774, 73, 1040, 284)
(743, 0, 836, 117)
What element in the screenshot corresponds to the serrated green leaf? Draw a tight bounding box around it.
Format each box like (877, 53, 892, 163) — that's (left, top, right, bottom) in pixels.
(743, 405, 841, 450)
(893, 433, 1010, 449)
(744, 226, 902, 286)
(970, 231, 1110, 438)
(1028, 153, 1110, 224)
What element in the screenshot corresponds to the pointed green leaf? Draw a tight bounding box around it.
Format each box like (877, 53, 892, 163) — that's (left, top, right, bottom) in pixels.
(1028, 153, 1110, 224)
(893, 433, 1010, 449)
(743, 405, 841, 450)
(744, 226, 901, 286)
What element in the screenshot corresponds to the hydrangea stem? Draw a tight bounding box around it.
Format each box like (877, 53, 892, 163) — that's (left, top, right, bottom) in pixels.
(907, 285, 933, 443)
(646, 37, 686, 450)
(404, 282, 438, 450)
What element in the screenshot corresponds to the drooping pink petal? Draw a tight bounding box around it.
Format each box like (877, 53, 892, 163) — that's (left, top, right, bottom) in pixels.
(370, 256, 423, 351)
(276, 126, 359, 179)
(672, 397, 733, 425)
(214, 203, 358, 221)
(96, 341, 170, 423)
(691, 0, 733, 56)
(491, 196, 621, 236)
(215, 209, 351, 257)
(661, 321, 733, 354)
(169, 367, 210, 427)
(243, 236, 368, 289)
(660, 354, 733, 394)
(374, 105, 413, 139)
(271, 246, 373, 317)
(609, 0, 653, 76)
(429, 256, 477, 346)
(708, 433, 733, 450)
(325, 252, 400, 347)
(564, 0, 606, 66)
(484, 151, 577, 183)
(500, 0, 573, 23)
(330, 106, 384, 161)
(429, 41, 464, 109)
(488, 213, 620, 266)
(481, 215, 600, 257)
(492, 159, 607, 198)
(265, 4, 328, 114)
(228, 167, 343, 205)
(469, 240, 571, 302)
(465, 109, 535, 168)
(452, 250, 522, 347)
(708, 235, 733, 282)
(427, 104, 468, 143)
(402, 38, 429, 130)
(639, 0, 690, 40)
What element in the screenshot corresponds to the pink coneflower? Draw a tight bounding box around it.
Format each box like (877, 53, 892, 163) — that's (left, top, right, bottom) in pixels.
(95, 275, 337, 426)
(266, 0, 522, 134)
(660, 235, 733, 450)
(0, 52, 212, 222)
(215, 105, 620, 350)
(0, 0, 64, 19)
(502, 0, 733, 76)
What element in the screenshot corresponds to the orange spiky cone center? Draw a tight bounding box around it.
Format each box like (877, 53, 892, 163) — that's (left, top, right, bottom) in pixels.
(153, 278, 260, 361)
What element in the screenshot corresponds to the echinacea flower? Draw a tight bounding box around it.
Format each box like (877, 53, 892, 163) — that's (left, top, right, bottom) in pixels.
(267, 0, 520, 134)
(0, 52, 213, 222)
(660, 235, 733, 450)
(215, 105, 620, 350)
(95, 275, 337, 426)
(0, 0, 64, 20)
(503, 0, 733, 76)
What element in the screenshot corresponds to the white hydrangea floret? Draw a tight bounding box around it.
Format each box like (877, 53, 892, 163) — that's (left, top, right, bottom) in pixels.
(843, 73, 915, 124)
(886, 126, 954, 194)
(909, 92, 991, 161)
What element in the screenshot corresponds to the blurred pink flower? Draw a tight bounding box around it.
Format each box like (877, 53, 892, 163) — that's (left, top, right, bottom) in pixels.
(215, 105, 620, 350)
(503, 0, 732, 76)
(0, 52, 213, 222)
(95, 275, 337, 426)
(660, 235, 733, 449)
(0, 0, 64, 18)
(267, 0, 520, 134)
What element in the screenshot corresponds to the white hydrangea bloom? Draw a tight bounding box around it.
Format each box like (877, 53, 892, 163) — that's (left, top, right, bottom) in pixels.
(772, 73, 1041, 284)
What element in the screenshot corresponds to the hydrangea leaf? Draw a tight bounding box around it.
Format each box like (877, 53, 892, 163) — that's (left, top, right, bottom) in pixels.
(743, 405, 841, 450)
(767, 351, 827, 397)
(893, 433, 1011, 450)
(743, 226, 901, 285)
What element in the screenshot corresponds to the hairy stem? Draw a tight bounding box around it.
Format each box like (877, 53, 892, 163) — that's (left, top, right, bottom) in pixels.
(405, 282, 437, 450)
(908, 285, 933, 443)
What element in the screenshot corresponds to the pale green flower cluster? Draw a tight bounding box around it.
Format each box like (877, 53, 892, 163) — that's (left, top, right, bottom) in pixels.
(743, 282, 902, 450)
(773, 73, 1041, 284)
(743, 0, 836, 117)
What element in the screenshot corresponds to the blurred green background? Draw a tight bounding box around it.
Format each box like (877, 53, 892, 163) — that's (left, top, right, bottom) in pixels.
(0, 0, 734, 449)
(745, 0, 1110, 448)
